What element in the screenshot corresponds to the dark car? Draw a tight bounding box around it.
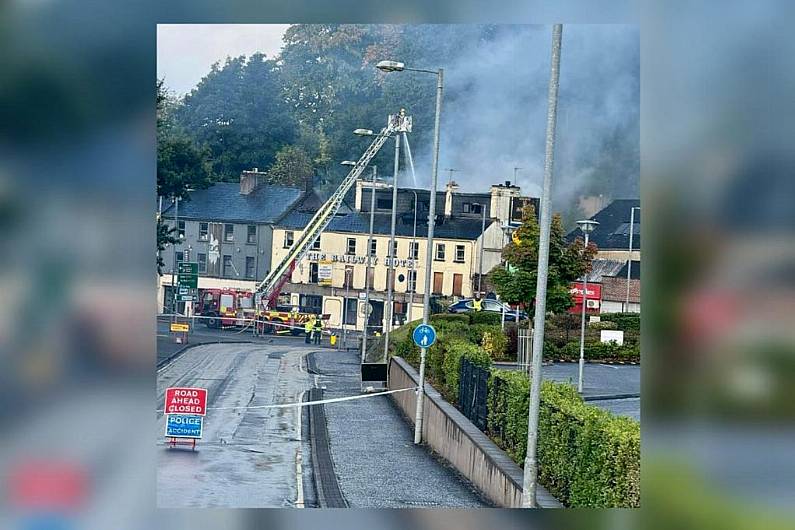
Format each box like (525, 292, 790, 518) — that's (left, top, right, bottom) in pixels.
(448, 298, 528, 321)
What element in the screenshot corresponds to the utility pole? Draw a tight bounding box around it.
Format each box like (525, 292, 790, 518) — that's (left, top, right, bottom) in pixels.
(625, 206, 640, 312)
(478, 204, 487, 295)
(361, 166, 377, 362)
(170, 196, 180, 323)
(522, 24, 562, 508)
(383, 132, 400, 362)
(407, 191, 418, 322)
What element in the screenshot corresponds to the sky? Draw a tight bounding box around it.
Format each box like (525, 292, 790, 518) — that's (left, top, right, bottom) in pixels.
(157, 24, 290, 94)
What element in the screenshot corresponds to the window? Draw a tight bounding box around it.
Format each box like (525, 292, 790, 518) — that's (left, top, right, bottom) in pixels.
(367, 267, 374, 290)
(177, 221, 185, 239)
(222, 255, 233, 277)
(346, 237, 357, 255)
(343, 298, 357, 326)
(343, 266, 354, 288)
(198, 222, 208, 241)
(407, 270, 417, 293)
(463, 203, 483, 214)
(197, 253, 207, 273)
(309, 262, 319, 283)
(455, 244, 465, 263)
(312, 236, 321, 250)
(377, 197, 393, 210)
(433, 272, 444, 294)
(452, 273, 463, 297)
(175, 250, 184, 262)
(245, 256, 255, 278)
(409, 241, 419, 259)
(299, 294, 322, 314)
(388, 240, 398, 258)
(284, 231, 294, 248)
(463, 203, 470, 213)
(435, 243, 446, 261)
(247, 225, 257, 244)
(369, 239, 377, 256)
(224, 223, 234, 242)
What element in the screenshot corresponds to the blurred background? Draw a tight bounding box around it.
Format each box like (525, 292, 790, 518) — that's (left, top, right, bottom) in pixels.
(0, 0, 793, 529)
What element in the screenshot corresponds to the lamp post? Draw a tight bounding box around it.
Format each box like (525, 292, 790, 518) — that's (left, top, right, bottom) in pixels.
(625, 206, 640, 312)
(408, 190, 418, 322)
(477, 203, 487, 295)
(170, 195, 181, 322)
(361, 165, 378, 361)
(575, 219, 599, 394)
(522, 24, 562, 508)
(383, 130, 401, 362)
(377, 59, 444, 445)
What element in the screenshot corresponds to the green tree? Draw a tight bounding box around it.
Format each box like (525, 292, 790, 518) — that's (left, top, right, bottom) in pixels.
(266, 145, 314, 187)
(490, 205, 597, 315)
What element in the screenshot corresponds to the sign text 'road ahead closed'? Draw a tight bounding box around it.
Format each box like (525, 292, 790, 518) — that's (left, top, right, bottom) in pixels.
(164, 387, 207, 416)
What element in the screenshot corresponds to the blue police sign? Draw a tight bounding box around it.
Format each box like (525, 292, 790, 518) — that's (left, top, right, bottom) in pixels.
(165, 414, 204, 439)
(412, 323, 437, 348)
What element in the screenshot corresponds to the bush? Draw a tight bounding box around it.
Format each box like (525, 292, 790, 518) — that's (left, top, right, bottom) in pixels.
(430, 313, 469, 324)
(606, 312, 640, 332)
(504, 322, 519, 356)
(468, 311, 503, 325)
(442, 339, 491, 403)
(486, 371, 640, 508)
(538, 381, 640, 507)
(481, 330, 509, 361)
(589, 321, 617, 331)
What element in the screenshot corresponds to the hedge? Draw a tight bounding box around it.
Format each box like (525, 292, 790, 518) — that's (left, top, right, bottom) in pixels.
(606, 312, 640, 332)
(441, 338, 491, 403)
(468, 311, 503, 325)
(430, 313, 469, 324)
(486, 370, 640, 508)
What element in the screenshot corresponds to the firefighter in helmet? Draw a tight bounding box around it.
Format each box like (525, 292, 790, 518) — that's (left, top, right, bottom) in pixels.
(305, 315, 315, 344)
(313, 313, 323, 345)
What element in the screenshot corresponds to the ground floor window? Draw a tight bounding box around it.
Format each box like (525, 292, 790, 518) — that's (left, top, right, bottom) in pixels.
(299, 294, 323, 314)
(343, 298, 357, 326)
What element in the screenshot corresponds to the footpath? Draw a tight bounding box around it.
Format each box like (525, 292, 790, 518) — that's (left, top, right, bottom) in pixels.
(307, 349, 488, 508)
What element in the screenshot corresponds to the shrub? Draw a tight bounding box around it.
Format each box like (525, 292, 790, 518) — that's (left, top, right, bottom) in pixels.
(504, 322, 519, 356)
(486, 371, 641, 508)
(481, 330, 509, 361)
(469, 311, 503, 325)
(606, 312, 640, 332)
(589, 321, 617, 331)
(442, 339, 491, 402)
(467, 323, 500, 346)
(430, 313, 469, 324)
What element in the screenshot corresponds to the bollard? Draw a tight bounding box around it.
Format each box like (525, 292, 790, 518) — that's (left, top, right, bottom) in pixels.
(330, 334, 337, 347)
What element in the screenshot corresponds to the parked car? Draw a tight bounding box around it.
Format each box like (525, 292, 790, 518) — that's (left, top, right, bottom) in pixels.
(448, 298, 528, 321)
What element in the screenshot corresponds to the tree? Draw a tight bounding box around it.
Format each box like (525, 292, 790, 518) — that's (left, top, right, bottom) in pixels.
(266, 145, 314, 187)
(490, 205, 597, 315)
(157, 79, 213, 275)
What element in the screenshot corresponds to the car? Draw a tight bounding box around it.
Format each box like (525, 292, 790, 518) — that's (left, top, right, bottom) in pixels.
(447, 298, 528, 321)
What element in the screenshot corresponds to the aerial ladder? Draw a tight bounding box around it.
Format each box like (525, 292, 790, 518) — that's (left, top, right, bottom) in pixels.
(253, 111, 413, 315)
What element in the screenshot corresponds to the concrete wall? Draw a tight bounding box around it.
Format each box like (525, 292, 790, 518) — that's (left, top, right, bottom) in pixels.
(388, 357, 561, 508)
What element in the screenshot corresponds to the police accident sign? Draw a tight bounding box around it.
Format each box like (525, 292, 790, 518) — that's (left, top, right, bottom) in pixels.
(165, 414, 203, 438)
(164, 387, 207, 416)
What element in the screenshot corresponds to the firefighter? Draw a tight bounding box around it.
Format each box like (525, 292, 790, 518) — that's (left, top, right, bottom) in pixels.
(305, 316, 315, 344)
(472, 294, 483, 312)
(313, 314, 323, 345)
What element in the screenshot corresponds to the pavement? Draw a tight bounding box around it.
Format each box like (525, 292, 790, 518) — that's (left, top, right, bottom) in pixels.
(309, 349, 488, 508)
(497, 361, 641, 421)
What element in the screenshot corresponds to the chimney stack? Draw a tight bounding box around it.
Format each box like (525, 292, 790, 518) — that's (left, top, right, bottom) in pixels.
(240, 168, 267, 195)
(444, 180, 459, 217)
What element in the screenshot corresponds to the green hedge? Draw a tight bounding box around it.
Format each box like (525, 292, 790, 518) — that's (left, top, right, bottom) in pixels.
(486, 370, 640, 508)
(549, 340, 640, 363)
(441, 339, 491, 403)
(468, 311, 503, 325)
(430, 313, 469, 324)
(607, 312, 640, 332)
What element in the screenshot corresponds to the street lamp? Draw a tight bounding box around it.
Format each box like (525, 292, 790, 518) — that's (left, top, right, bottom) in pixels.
(407, 190, 419, 322)
(377, 59, 444, 445)
(353, 129, 374, 136)
(341, 160, 357, 166)
(477, 203, 487, 295)
(360, 163, 378, 362)
(625, 206, 640, 312)
(383, 125, 401, 362)
(575, 219, 599, 394)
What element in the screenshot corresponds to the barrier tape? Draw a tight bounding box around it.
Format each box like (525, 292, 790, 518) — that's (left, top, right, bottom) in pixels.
(158, 313, 343, 335)
(157, 386, 416, 414)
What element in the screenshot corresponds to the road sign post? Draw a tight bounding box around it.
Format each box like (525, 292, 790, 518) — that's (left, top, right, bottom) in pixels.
(164, 387, 207, 451)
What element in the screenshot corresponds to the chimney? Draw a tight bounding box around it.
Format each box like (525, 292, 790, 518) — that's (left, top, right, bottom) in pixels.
(490, 181, 521, 223)
(444, 180, 459, 217)
(240, 168, 267, 195)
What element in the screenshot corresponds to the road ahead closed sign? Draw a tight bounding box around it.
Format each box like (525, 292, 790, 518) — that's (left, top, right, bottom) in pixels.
(164, 387, 207, 416)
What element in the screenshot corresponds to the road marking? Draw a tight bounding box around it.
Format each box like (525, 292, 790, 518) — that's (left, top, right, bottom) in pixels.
(599, 363, 620, 369)
(295, 389, 305, 508)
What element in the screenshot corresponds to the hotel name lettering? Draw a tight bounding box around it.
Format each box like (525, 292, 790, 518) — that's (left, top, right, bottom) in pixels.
(307, 252, 416, 269)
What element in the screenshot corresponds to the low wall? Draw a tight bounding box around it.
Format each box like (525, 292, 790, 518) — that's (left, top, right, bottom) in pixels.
(388, 357, 561, 508)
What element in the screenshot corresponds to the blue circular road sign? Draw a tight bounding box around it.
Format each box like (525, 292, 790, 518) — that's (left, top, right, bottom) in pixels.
(412, 324, 437, 348)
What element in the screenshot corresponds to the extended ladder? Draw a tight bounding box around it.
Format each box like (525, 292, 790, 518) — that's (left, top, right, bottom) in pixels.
(255, 112, 412, 308)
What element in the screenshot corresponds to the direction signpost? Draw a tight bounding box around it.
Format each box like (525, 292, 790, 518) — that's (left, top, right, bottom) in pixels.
(164, 387, 208, 451)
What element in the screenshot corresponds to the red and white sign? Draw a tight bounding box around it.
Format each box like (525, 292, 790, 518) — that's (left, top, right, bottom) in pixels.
(164, 387, 207, 416)
(569, 282, 601, 304)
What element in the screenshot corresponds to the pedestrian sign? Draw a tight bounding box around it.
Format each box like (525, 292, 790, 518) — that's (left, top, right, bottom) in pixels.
(412, 324, 437, 348)
(165, 414, 203, 439)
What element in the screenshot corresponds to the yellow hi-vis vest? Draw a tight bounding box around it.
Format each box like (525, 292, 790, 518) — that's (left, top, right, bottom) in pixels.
(473, 299, 483, 311)
(305, 320, 315, 333)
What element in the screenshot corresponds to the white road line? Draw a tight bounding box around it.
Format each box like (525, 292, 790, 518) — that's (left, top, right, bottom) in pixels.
(295, 389, 306, 508)
(599, 363, 620, 369)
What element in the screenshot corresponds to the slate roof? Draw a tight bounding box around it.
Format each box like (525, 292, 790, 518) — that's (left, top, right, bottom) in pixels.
(162, 182, 305, 224)
(567, 199, 640, 250)
(277, 208, 495, 240)
(581, 259, 626, 283)
(613, 260, 640, 280)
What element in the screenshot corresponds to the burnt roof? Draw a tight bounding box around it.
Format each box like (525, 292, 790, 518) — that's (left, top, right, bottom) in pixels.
(567, 199, 640, 250)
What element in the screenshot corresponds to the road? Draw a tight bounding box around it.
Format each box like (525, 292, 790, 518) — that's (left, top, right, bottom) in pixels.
(498, 361, 640, 420)
(157, 342, 314, 508)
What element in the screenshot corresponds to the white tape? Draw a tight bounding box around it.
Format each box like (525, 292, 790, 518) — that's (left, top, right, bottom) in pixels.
(157, 386, 416, 413)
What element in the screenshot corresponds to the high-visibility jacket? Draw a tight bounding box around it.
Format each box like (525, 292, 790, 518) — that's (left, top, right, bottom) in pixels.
(473, 299, 483, 311)
(305, 320, 315, 333)
(313, 318, 323, 330)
